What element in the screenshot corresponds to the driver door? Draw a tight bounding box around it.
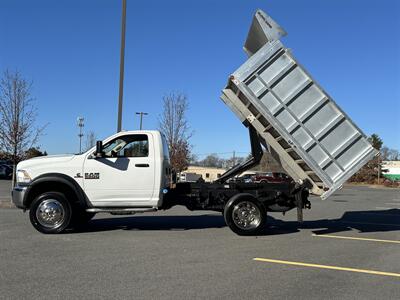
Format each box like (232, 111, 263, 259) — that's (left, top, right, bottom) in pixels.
(83, 133, 155, 207)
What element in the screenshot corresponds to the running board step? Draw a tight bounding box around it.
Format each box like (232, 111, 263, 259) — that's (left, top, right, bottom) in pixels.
(86, 207, 157, 215)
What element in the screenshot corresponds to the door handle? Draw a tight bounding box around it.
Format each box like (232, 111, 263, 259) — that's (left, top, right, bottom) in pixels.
(135, 163, 149, 168)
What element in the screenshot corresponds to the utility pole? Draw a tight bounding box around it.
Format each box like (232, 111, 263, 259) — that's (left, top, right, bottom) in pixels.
(77, 117, 84, 154)
(117, 0, 127, 132)
(136, 112, 148, 130)
(232, 150, 236, 167)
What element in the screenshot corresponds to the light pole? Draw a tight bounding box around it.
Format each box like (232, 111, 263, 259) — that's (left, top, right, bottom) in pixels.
(136, 112, 148, 130)
(77, 117, 84, 154)
(117, 0, 127, 132)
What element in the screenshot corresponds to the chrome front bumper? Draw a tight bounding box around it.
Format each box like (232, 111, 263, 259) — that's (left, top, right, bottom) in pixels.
(12, 186, 28, 209)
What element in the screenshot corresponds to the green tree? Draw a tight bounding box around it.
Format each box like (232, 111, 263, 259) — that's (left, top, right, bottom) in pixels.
(368, 134, 383, 151)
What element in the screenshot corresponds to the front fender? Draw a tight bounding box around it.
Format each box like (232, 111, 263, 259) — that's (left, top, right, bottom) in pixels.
(23, 173, 91, 209)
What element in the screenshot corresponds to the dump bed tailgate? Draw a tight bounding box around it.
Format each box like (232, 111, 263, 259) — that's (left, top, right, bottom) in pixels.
(221, 10, 378, 199)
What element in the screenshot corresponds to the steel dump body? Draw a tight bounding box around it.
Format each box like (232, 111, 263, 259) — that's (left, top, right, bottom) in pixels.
(221, 10, 377, 199)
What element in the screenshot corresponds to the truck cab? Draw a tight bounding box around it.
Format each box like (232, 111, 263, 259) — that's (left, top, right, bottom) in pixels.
(12, 130, 171, 233)
(82, 130, 171, 208)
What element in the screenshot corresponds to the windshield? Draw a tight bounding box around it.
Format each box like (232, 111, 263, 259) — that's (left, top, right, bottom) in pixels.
(103, 139, 127, 156)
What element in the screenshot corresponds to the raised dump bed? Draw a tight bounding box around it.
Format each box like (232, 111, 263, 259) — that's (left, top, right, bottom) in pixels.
(221, 10, 378, 199)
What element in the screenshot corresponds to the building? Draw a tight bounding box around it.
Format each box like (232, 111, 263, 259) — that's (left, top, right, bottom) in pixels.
(182, 166, 227, 182)
(382, 161, 400, 181)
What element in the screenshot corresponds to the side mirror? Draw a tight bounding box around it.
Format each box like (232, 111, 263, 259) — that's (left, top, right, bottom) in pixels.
(95, 141, 104, 158)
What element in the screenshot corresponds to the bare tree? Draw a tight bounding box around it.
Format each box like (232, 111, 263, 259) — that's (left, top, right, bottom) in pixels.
(255, 152, 285, 172)
(199, 154, 223, 168)
(381, 146, 400, 161)
(158, 92, 192, 172)
(85, 131, 97, 151)
(224, 156, 245, 168)
(388, 149, 400, 161)
(0, 70, 45, 183)
(25, 147, 47, 159)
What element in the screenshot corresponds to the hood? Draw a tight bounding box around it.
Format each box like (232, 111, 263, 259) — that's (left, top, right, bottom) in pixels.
(17, 154, 76, 170)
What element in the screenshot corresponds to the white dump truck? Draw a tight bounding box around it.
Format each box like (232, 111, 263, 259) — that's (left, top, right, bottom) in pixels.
(12, 10, 377, 235)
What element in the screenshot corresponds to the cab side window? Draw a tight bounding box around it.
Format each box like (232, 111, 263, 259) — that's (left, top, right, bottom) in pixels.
(103, 134, 149, 158)
(121, 135, 149, 157)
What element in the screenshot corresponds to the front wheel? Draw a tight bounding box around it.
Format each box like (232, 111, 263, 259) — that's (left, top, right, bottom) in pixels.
(29, 192, 72, 234)
(224, 194, 266, 235)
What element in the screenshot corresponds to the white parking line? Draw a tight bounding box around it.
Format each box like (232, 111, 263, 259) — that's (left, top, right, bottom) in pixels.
(253, 258, 400, 278)
(339, 221, 400, 227)
(312, 234, 400, 244)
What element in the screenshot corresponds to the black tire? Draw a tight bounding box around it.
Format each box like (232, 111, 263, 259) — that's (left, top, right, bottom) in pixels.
(224, 194, 266, 236)
(29, 191, 72, 234)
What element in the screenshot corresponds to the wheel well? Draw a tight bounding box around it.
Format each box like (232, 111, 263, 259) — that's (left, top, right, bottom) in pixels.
(25, 181, 79, 209)
(226, 193, 266, 213)
(229, 193, 257, 202)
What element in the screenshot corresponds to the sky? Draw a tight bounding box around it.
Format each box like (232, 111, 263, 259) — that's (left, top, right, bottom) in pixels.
(0, 0, 399, 158)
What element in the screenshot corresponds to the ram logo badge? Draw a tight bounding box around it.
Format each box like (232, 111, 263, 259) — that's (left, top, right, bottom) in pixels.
(85, 172, 100, 179)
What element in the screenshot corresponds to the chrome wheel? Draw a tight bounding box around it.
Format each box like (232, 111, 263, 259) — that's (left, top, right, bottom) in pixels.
(36, 199, 65, 229)
(232, 201, 261, 230)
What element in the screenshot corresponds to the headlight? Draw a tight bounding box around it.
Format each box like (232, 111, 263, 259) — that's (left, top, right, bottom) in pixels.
(17, 170, 31, 184)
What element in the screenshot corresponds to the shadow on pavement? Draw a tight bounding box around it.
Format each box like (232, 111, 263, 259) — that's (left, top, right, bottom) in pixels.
(73, 208, 400, 236)
(75, 214, 226, 233)
(265, 208, 400, 236)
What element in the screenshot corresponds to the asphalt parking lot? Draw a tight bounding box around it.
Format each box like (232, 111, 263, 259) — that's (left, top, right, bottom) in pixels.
(0, 180, 399, 299)
(0, 180, 12, 208)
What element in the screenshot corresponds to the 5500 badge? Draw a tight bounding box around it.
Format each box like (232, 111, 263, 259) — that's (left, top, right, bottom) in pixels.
(74, 172, 100, 179)
(85, 172, 100, 179)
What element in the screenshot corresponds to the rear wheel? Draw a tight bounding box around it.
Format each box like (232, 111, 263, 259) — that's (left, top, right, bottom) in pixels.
(29, 192, 72, 234)
(224, 194, 266, 235)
